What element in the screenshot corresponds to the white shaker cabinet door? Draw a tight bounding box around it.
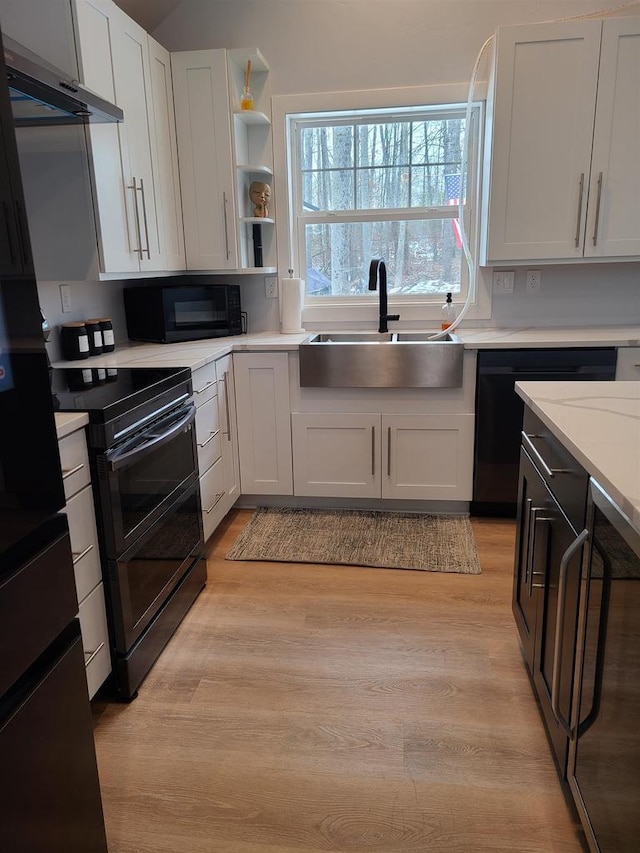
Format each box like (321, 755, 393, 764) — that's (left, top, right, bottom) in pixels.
(172, 50, 238, 270)
(382, 414, 474, 501)
(148, 37, 186, 271)
(234, 352, 292, 495)
(292, 413, 380, 499)
(483, 21, 601, 262)
(110, 12, 163, 272)
(585, 18, 640, 258)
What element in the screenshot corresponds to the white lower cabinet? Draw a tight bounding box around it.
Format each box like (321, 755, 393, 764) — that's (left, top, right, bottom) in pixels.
(58, 425, 111, 699)
(234, 352, 293, 495)
(192, 355, 240, 541)
(292, 413, 380, 499)
(292, 412, 474, 501)
(215, 354, 241, 509)
(382, 413, 474, 501)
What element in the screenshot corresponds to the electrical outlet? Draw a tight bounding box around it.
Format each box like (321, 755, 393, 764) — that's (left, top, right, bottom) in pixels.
(264, 276, 278, 298)
(59, 283, 72, 312)
(526, 270, 542, 293)
(492, 271, 514, 294)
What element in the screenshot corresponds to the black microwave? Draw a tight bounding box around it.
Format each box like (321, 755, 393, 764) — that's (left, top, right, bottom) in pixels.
(124, 284, 242, 343)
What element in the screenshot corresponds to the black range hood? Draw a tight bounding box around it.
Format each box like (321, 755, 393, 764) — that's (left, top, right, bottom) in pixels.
(3, 35, 123, 126)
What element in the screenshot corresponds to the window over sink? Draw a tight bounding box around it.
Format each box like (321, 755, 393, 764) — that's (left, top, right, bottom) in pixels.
(285, 99, 482, 310)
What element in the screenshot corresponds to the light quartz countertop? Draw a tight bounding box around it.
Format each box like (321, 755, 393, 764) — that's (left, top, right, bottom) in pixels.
(54, 411, 89, 439)
(515, 380, 640, 533)
(455, 325, 640, 349)
(51, 325, 640, 373)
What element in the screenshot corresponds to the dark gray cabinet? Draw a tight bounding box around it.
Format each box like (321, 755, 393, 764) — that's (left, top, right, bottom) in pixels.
(513, 407, 589, 775)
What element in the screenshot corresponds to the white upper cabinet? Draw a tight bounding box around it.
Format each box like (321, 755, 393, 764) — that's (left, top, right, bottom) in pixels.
(481, 17, 640, 264)
(585, 18, 640, 258)
(148, 38, 185, 270)
(171, 47, 275, 272)
(172, 50, 238, 270)
(74, 0, 183, 274)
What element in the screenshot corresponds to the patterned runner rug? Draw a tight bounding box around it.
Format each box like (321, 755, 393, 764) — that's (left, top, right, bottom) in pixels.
(226, 507, 482, 574)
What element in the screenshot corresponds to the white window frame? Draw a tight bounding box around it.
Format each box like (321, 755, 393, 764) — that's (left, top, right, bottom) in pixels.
(272, 84, 491, 328)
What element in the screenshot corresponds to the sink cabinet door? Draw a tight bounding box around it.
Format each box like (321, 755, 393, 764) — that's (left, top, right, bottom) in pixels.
(292, 413, 380, 498)
(381, 414, 474, 501)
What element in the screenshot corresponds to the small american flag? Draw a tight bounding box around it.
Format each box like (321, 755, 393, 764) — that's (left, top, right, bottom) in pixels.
(445, 173, 463, 249)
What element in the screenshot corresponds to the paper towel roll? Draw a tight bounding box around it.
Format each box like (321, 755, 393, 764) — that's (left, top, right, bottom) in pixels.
(280, 277, 305, 334)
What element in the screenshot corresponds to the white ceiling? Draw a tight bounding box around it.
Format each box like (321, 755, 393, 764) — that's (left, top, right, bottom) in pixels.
(113, 0, 182, 32)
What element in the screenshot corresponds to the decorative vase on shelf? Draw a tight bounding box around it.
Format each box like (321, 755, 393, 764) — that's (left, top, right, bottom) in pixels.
(240, 87, 254, 110)
(240, 60, 254, 110)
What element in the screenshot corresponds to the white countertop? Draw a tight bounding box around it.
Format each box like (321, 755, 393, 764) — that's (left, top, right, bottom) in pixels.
(456, 325, 640, 349)
(515, 381, 640, 532)
(51, 325, 640, 373)
(55, 411, 89, 439)
(53, 331, 309, 371)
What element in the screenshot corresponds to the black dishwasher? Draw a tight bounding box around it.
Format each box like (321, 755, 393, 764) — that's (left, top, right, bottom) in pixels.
(471, 348, 616, 517)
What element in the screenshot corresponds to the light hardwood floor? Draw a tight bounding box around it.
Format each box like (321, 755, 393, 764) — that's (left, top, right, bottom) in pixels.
(92, 509, 587, 853)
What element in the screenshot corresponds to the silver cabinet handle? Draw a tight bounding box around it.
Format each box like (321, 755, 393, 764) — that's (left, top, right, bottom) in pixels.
(575, 172, 584, 248)
(522, 432, 571, 479)
(592, 171, 603, 246)
(551, 528, 589, 736)
(198, 429, 219, 448)
(84, 641, 105, 667)
(223, 192, 231, 260)
(204, 492, 224, 513)
(222, 372, 231, 438)
(138, 177, 151, 259)
(61, 462, 84, 480)
(387, 426, 391, 477)
(529, 510, 554, 593)
(72, 544, 93, 565)
(371, 425, 375, 476)
(127, 176, 144, 257)
(194, 379, 216, 395)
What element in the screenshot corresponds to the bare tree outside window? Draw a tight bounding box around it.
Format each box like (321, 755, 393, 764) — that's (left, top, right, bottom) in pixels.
(295, 108, 470, 299)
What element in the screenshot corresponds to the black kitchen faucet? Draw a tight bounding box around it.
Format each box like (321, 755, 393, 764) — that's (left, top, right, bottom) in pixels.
(368, 258, 400, 334)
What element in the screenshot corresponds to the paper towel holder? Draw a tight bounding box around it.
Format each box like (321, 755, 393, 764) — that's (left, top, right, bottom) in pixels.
(280, 268, 305, 335)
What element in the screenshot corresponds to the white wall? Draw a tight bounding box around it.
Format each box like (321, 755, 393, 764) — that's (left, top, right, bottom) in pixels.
(154, 0, 640, 330)
(154, 0, 640, 94)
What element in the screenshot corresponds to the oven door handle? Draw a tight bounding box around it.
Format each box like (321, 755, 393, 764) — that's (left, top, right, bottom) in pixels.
(107, 404, 197, 471)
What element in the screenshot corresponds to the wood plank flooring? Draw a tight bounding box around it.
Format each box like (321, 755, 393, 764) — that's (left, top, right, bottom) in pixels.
(92, 509, 587, 852)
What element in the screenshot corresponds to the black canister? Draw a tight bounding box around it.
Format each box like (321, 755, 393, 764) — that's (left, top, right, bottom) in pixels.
(60, 322, 90, 360)
(85, 319, 104, 356)
(97, 317, 115, 352)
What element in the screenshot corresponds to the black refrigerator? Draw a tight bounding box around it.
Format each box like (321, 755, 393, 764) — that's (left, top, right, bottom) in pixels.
(0, 25, 108, 853)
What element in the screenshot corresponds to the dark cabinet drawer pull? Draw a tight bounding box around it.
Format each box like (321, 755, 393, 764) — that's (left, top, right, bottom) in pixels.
(522, 431, 571, 479)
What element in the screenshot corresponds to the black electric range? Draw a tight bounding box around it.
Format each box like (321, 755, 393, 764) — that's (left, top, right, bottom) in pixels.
(51, 364, 205, 701)
(51, 365, 193, 449)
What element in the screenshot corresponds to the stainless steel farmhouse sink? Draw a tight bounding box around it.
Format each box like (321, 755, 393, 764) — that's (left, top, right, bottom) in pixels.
(298, 331, 463, 388)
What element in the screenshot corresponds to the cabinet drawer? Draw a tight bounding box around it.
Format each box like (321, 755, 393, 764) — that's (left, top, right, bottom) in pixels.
(195, 395, 222, 473)
(64, 484, 101, 605)
(522, 409, 588, 530)
(58, 428, 90, 500)
(78, 582, 111, 699)
(192, 362, 217, 407)
(201, 456, 226, 540)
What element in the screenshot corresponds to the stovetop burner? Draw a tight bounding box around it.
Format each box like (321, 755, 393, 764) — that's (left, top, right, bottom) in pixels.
(51, 366, 193, 448)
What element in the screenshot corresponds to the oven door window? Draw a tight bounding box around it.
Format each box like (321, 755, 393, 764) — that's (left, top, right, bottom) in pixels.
(110, 484, 203, 651)
(105, 404, 198, 553)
